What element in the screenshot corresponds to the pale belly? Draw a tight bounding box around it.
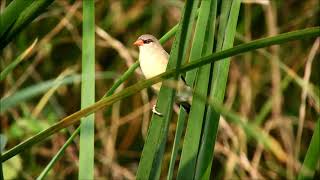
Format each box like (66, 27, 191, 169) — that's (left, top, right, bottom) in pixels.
(139, 50, 168, 92)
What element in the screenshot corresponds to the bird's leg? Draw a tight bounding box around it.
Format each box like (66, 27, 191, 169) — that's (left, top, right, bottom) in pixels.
(152, 104, 163, 116)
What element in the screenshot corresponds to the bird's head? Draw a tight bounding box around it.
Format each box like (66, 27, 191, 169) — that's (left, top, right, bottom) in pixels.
(133, 34, 161, 50)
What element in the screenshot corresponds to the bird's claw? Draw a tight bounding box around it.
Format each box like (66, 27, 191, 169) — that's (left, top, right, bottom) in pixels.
(152, 105, 163, 116)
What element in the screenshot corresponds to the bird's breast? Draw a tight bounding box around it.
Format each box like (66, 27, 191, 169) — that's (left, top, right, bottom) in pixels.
(139, 49, 168, 79)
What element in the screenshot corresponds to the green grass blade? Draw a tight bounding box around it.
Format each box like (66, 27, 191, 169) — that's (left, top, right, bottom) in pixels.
(0, 72, 115, 113)
(0, 0, 33, 38)
(0, 39, 37, 81)
(0, 0, 54, 50)
(176, 0, 217, 179)
(103, 62, 139, 97)
(79, 0, 95, 179)
(136, 1, 199, 179)
(298, 118, 320, 180)
(1, 27, 318, 163)
(167, 109, 187, 180)
(185, 0, 215, 85)
(196, 1, 241, 179)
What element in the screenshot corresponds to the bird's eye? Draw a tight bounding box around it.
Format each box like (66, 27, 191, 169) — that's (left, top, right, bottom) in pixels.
(143, 39, 153, 44)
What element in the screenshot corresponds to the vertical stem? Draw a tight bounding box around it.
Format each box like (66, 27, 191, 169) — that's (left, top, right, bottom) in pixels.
(296, 38, 319, 164)
(264, 2, 282, 118)
(79, 0, 95, 179)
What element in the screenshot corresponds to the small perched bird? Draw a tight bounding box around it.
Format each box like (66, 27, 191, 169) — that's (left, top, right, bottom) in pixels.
(133, 34, 191, 115)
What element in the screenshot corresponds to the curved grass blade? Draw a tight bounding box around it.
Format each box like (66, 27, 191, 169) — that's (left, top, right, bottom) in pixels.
(0, 72, 116, 113)
(1, 27, 319, 163)
(0, 0, 33, 38)
(0, 39, 37, 81)
(136, 1, 199, 179)
(195, 1, 241, 179)
(0, 0, 54, 49)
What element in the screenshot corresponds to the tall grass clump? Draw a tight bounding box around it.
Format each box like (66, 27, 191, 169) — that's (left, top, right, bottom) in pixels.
(1, 0, 319, 179)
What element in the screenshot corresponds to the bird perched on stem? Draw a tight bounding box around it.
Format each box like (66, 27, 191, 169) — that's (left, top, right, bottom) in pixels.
(133, 34, 191, 116)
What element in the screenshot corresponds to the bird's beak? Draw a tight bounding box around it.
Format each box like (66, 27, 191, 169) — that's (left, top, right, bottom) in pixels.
(133, 39, 144, 46)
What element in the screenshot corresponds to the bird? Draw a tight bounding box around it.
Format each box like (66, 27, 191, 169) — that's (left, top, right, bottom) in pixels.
(133, 34, 191, 116)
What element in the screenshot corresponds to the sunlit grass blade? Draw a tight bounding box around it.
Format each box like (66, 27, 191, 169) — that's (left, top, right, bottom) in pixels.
(0, 39, 37, 81)
(196, 0, 241, 179)
(0, 0, 33, 38)
(0, 0, 54, 49)
(176, 0, 217, 179)
(1, 27, 318, 163)
(136, 1, 199, 179)
(79, 0, 95, 179)
(298, 118, 320, 180)
(0, 72, 116, 113)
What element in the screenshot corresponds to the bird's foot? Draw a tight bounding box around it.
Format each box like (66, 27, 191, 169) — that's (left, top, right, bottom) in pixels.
(152, 105, 163, 116)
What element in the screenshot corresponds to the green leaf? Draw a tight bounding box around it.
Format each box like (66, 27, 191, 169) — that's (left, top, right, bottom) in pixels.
(298, 118, 320, 180)
(79, 1, 95, 179)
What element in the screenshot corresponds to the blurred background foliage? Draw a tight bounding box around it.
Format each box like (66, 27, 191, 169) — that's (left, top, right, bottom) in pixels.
(0, 0, 319, 179)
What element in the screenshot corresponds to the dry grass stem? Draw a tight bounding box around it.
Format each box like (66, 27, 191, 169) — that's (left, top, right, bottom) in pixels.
(295, 38, 319, 159)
